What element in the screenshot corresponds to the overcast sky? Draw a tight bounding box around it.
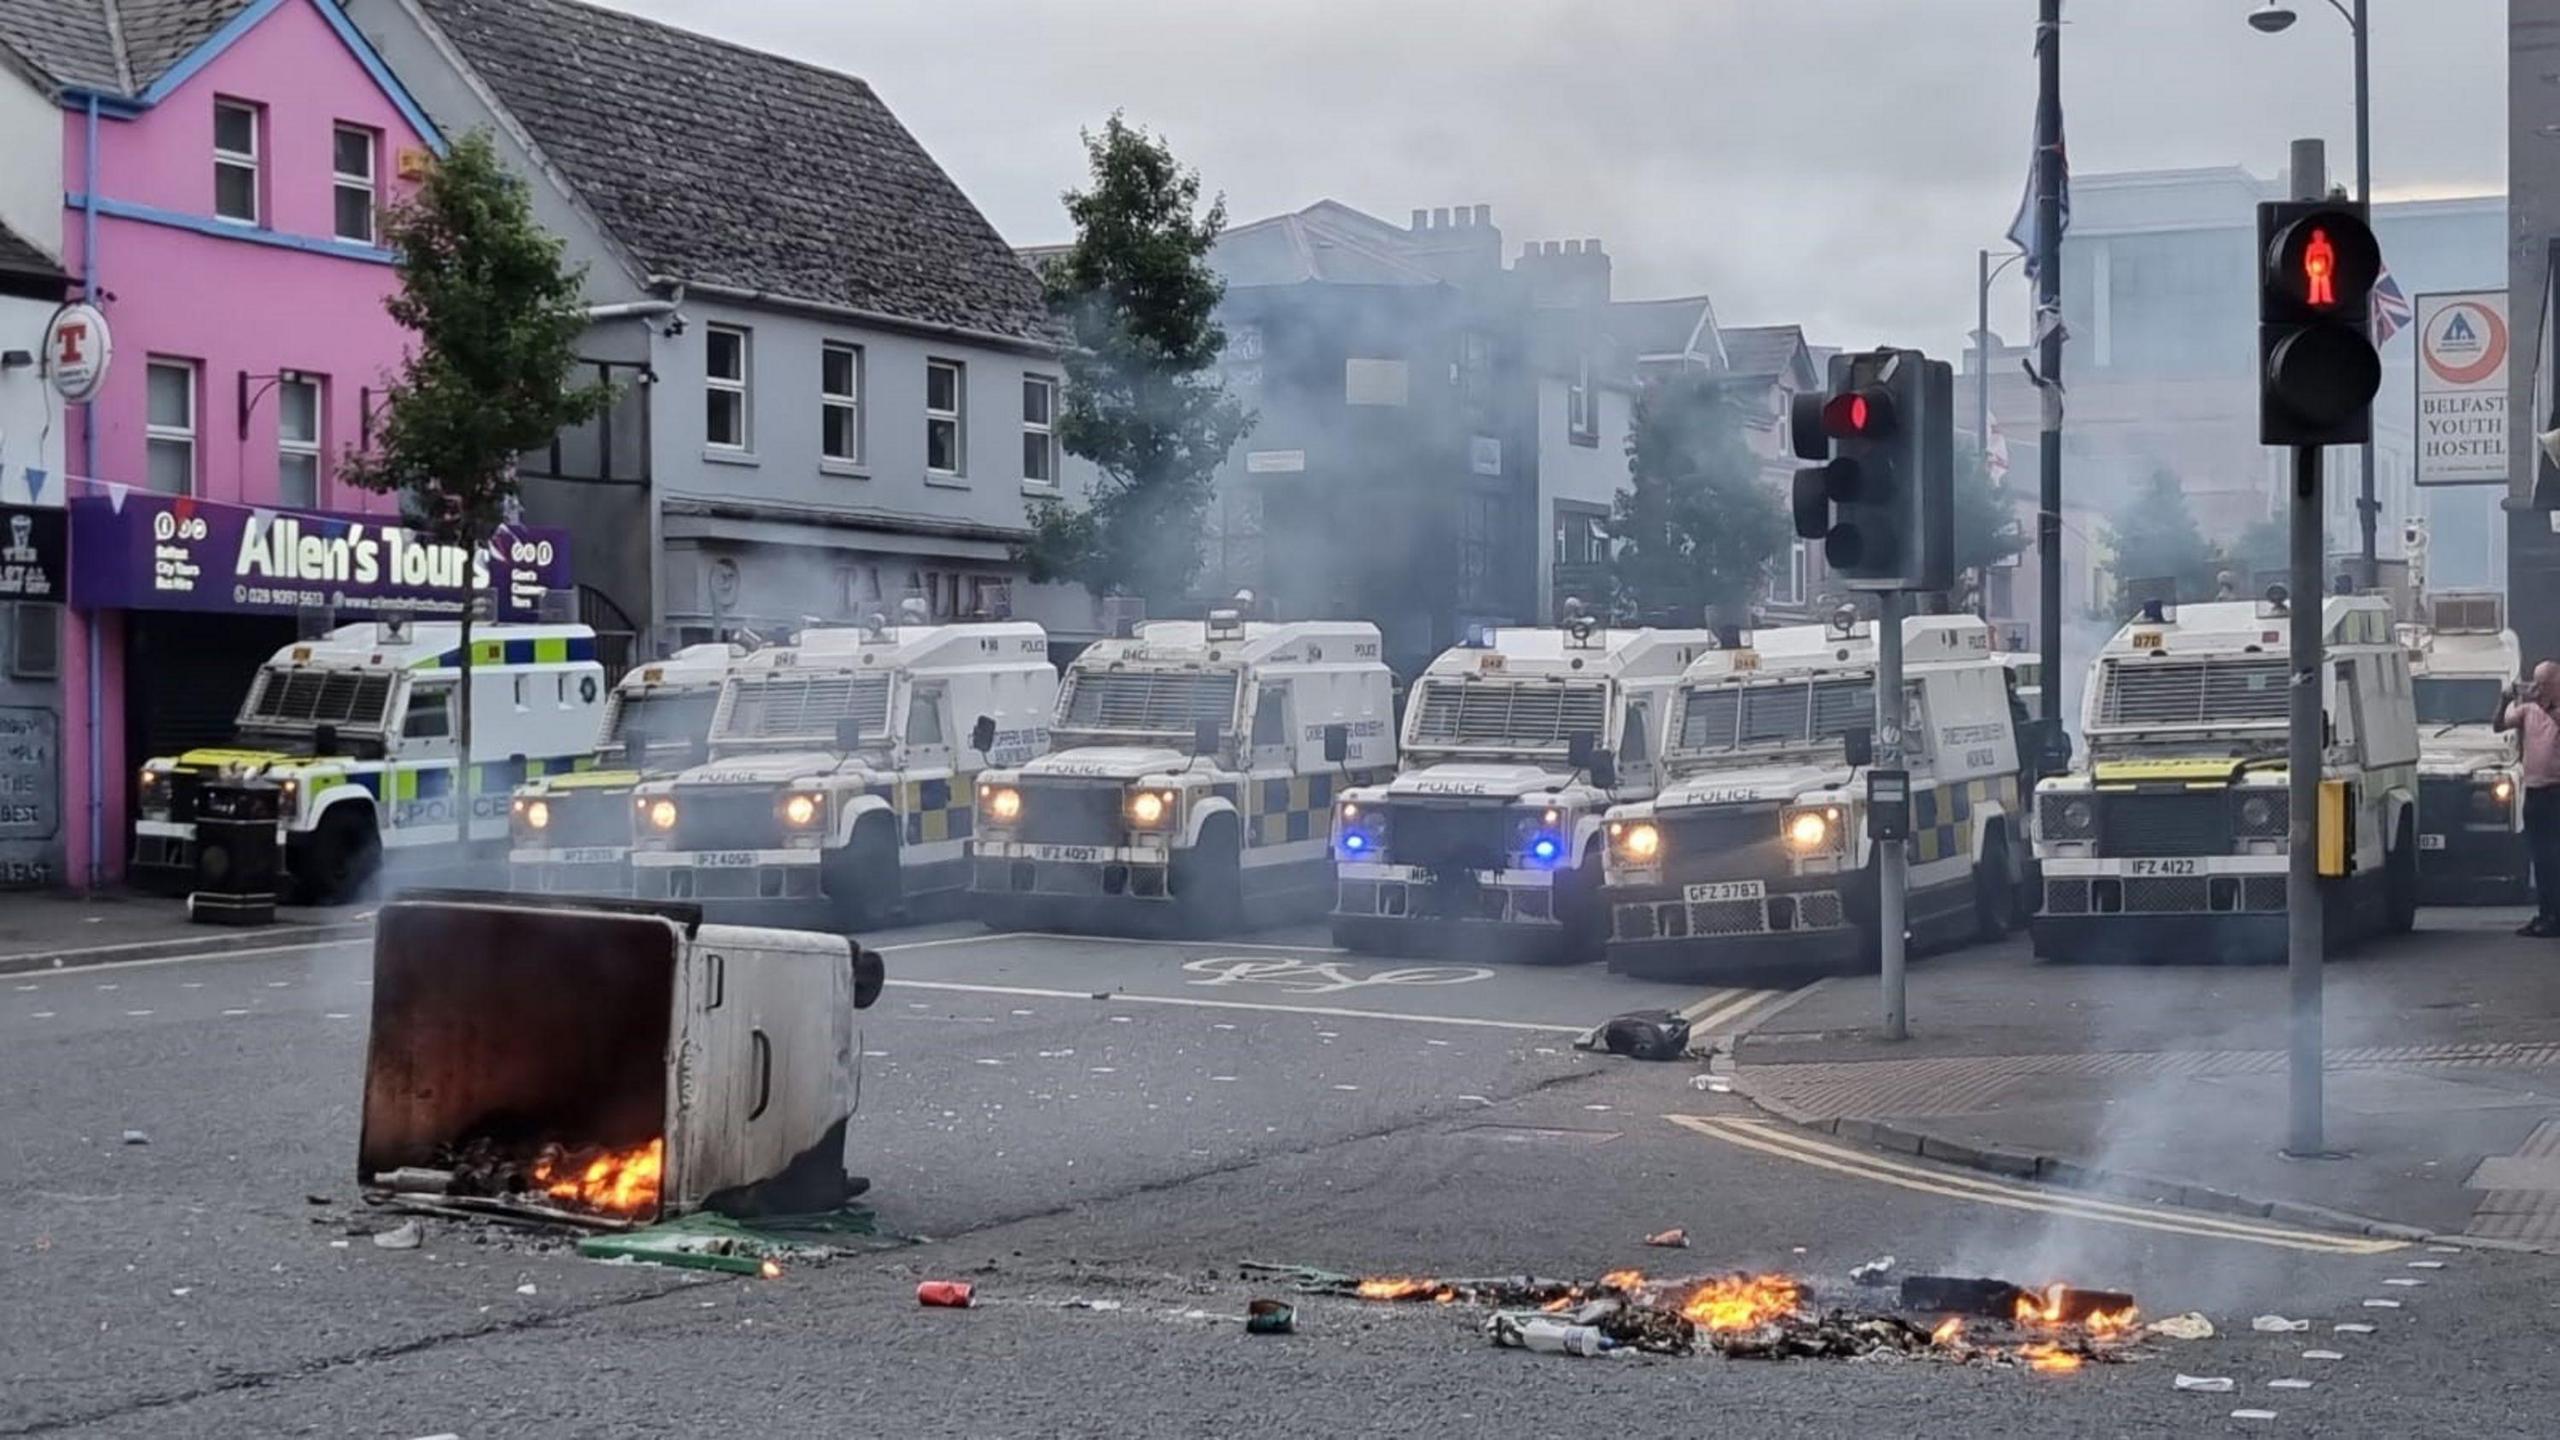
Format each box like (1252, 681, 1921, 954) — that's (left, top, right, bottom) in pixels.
(597, 0, 2505, 355)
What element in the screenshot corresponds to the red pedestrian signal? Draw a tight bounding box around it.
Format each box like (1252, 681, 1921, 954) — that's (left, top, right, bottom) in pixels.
(2303, 228, 2336, 307)
(1821, 388, 1892, 439)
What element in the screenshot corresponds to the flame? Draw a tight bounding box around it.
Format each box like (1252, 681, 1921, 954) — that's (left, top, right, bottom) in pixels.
(531, 1138, 664, 1216)
(2021, 1342, 2082, 1373)
(1932, 1316, 1964, 1347)
(1355, 1277, 1446, 1302)
(2014, 1283, 2068, 1326)
(2086, 1305, 2138, 1338)
(759, 1259, 783, 1280)
(1679, 1273, 1803, 1332)
(1540, 1295, 1576, 1313)
(1599, 1269, 1646, 1294)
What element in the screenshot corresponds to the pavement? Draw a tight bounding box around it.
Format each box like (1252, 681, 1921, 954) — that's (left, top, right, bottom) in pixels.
(1732, 907, 2560, 1247)
(2, 899, 2556, 1435)
(0, 890, 373, 975)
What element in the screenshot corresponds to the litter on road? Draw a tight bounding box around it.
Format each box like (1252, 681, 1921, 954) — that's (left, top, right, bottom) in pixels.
(1245, 1299, 1297, 1336)
(372, 1220, 423, 1250)
(1850, 1255, 1895, 1286)
(120, 1129, 149, 1146)
(1597, 1009, 1691, 1061)
(2362, 1299, 2403, 1310)
(2146, 1313, 2214, 1341)
(2173, 1374, 2234, 1392)
(2268, 1379, 2314, 1390)
(918, 1281, 976, 1308)
(2302, 1349, 2345, 1361)
(2333, 1323, 2376, 1334)
(1645, 1228, 1691, 1249)
(2250, 1315, 2309, 1332)
(2231, 1410, 2279, 1421)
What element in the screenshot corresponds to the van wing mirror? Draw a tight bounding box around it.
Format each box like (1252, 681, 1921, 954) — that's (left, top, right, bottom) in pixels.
(624, 734, 651, 775)
(970, 714, 998, 755)
(1322, 723, 1350, 764)
(1568, 731, 1599, 770)
(850, 944, 885, 1010)
(1193, 719, 1225, 759)
(313, 722, 340, 757)
(1842, 726, 1875, 769)
(1587, 751, 1618, 791)
(836, 716, 866, 752)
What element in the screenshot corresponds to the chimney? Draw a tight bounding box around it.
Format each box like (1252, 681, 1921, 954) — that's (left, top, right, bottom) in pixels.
(1517, 234, 1613, 308)
(1432, 207, 1451, 228)
(1473, 204, 1491, 227)
(1411, 208, 1429, 231)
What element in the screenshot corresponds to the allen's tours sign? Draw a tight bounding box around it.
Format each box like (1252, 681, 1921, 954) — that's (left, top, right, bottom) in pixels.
(69, 491, 571, 620)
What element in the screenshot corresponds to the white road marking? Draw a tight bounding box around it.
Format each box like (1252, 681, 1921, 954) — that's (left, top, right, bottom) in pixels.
(123, 1010, 152, 1017)
(1665, 1115, 2403, 1256)
(29, 938, 361, 974)
(883, 977, 1587, 1033)
(994, 931, 1352, 956)
(29, 1011, 54, 1019)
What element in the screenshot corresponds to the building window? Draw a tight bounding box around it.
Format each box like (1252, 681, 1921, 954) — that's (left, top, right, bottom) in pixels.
(333, 124, 378, 244)
(1554, 508, 1608, 567)
(1022, 375, 1058, 486)
(1566, 356, 1596, 443)
(821, 342, 863, 465)
(706, 325, 751, 449)
(278, 374, 322, 508)
(927, 359, 966, 476)
(146, 360, 198, 495)
(214, 99, 261, 224)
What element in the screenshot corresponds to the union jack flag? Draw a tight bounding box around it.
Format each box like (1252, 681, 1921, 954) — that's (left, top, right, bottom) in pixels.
(2371, 267, 2414, 344)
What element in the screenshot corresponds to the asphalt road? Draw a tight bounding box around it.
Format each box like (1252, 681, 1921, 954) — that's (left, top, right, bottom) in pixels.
(3, 917, 2556, 1437)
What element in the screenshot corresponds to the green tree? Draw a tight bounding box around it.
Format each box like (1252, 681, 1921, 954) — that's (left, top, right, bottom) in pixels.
(1610, 375, 1787, 623)
(2222, 514, 2289, 592)
(1952, 443, 2028, 603)
(1022, 115, 1252, 610)
(2102, 470, 2219, 605)
(342, 130, 612, 841)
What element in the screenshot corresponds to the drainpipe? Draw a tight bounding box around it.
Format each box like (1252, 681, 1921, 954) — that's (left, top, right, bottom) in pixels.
(82, 92, 102, 891)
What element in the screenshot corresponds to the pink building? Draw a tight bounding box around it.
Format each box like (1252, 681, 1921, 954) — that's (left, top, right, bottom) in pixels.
(0, 0, 442, 887)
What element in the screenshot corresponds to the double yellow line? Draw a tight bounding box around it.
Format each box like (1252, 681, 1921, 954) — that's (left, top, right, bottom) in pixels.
(1665, 1115, 2404, 1256)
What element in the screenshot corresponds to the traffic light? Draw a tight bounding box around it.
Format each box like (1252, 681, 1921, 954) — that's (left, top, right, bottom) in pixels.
(1790, 348, 1953, 592)
(2257, 200, 2383, 447)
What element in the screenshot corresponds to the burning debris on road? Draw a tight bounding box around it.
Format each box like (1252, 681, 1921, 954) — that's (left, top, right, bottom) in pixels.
(1247, 1261, 2143, 1370)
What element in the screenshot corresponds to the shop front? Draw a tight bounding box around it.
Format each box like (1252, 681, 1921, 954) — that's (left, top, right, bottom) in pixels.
(0, 503, 67, 890)
(63, 489, 570, 889)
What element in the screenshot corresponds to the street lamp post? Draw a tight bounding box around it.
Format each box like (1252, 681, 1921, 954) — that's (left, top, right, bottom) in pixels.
(2251, 0, 2376, 588)
(1976, 248, 2027, 470)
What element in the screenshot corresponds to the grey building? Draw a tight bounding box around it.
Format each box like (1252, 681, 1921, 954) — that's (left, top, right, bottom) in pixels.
(2512, 0, 2560, 661)
(347, 0, 1097, 670)
(1197, 200, 1726, 672)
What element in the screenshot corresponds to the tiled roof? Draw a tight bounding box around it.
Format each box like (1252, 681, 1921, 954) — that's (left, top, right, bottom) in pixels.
(413, 0, 1054, 343)
(1720, 324, 1809, 381)
(1213, 206, 1450, 289)
(1608, 296, 1718, 361)
(0, 0, 257, 96)
(0, 216, 69, 284)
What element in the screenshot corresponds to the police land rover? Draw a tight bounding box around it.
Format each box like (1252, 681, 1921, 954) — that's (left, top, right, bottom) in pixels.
(630, 617, 1055, 928)
(508, 642, 744, 895)
(135, 622, 608, 902)
(970, 607, 1396, 934)
(1601, 613, 2026, 976)
(2399, 591, 2527, 903)
(1327, 616, 1720, 961)
(2031, 593, 2421, 963)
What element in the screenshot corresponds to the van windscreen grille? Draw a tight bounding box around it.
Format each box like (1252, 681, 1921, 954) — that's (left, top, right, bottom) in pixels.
(1408, 680, 1609, 750)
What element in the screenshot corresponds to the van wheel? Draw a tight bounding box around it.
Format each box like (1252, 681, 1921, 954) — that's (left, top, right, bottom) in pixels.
(1973, 826, 2018, 941)
(297, 805, 380, 906)
(1549, 847, 1607, 965)
(824, 816, 902, 933)
(2385, 812, 2419, 935)
(1174, 816, 1242, 939)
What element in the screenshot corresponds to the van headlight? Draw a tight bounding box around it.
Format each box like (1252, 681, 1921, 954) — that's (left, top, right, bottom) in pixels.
(522, 798, 552, 832)
(781, 792, 822, 829)
(1128, 789, 1176, 828)
(1611, 821, 1661, 863)
(1782, 805, 1843, 854)
(2235, 791, 2288, 837)
(139, 769, 171, 819)
(2039, 793, 2096, 840)
(981, 785, 1022, 824)
(644, 798, 678, 832)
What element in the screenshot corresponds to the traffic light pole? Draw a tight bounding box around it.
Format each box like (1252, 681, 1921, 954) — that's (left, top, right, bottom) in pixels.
(1877, 589, 1909, 1041)
(2033, 0, 2067, 773)
(2285, 141, 2328, 1159)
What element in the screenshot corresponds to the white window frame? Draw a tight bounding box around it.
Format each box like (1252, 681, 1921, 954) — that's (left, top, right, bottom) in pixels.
(1566, 356, 1596, 442)
(146, 360, 199, 496)
(277, 373, 322, 508)
(821, 341, 864, 469)
(705, 324, 752, 452)
(926, 358, 966, 479)
(1022, 374, 1059, 489)
(213, 99, 260, 225)
(332, 124, 378, 244)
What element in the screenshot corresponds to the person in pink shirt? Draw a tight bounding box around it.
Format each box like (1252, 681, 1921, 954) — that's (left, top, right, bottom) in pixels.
(2496, 661, 2560, 935)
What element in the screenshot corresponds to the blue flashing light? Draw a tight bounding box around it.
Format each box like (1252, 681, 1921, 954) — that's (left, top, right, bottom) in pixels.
(1528, 834, 1562, 866)
(1342, 833, 1368, 854)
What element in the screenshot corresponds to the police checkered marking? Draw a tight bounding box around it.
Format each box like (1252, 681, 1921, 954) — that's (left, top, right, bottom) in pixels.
(871, 777, 973, 847)
(1249, 771, 1372, 848)
(1911, 774, 2018, 866)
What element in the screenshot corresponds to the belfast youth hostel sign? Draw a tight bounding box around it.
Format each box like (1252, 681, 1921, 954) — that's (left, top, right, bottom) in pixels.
(2414, 290, 2508, 487)
(69, 491, 571, 621)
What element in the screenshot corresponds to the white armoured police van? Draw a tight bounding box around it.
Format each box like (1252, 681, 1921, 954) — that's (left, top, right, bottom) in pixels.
(1328, 618, 1720, 961)
(1601, 613, 2025, 976)
(970, 608, 1396, 934)
(134, 622, 608, 902)
(2400, 592, 2528, 903)
(2030, 594, 2421, 964)
(629, 618, 1054, 928)
(509, 642, 744, 895)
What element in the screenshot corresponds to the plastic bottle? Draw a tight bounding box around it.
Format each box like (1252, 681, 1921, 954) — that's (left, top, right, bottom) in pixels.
(1493, 1315, 1614, 1356)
